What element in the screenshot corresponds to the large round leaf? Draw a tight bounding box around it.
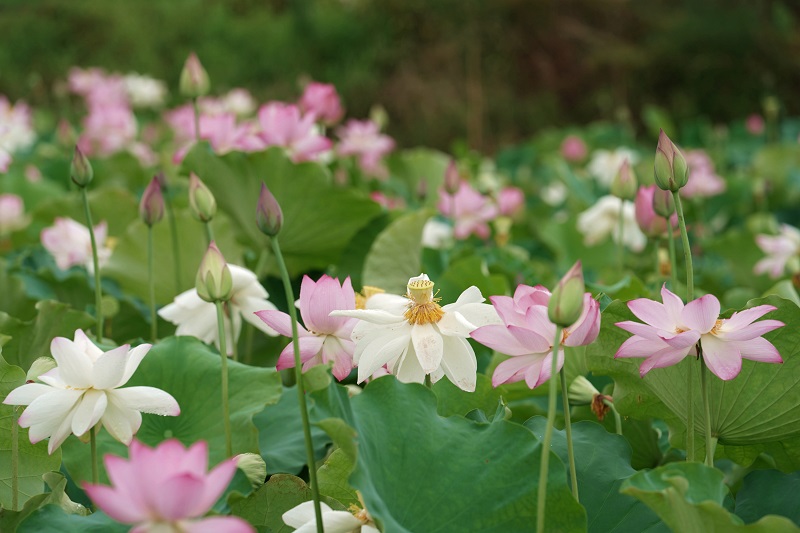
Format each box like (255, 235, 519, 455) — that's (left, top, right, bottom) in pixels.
(362, 209, 431, 294)
(734, 470, 800, 526)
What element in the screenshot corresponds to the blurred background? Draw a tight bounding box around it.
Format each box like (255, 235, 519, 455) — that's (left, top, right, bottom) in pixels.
(2, 0, 800, 152)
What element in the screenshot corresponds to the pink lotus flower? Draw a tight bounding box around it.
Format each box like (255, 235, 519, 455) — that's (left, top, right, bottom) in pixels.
(561, 135, 587, 162)
(256, 275, 358, 381)
(680, 150, 726, 198)
(299, 82, 344, 125)
(336, 119, 395, 177)
(634, 185, 677, 238)
(437, 181, 499, 240)
(41, 217, 112, 272)
(746, 114, 765, 135)
(0, 193, 28, 235)
(497, 186, 525, 216)
(370, 191, 406, 210)
(471, 284, 600, 388)
(615, 285, 783, 380)
(754, 224, 800, 278)
(257, 102, 332, 162)
(84, 439, 253, 533)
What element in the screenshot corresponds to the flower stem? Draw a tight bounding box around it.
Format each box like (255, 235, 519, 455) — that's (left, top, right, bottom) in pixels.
(559, 366, 579, 502)
(11, 406, 19, 510)
(164, 193, 182, 293)
(673, 191, 697, 462)
(192, 97, 201, 142)
(81, 188, 104, 340)
(604, 399, 623, 436)
(90, 426, 98, 485)
(204, 221, 214, 246)
(537, 325, 562, 533)
(148, 225, 157, 342)
(699, 348, 715, 467)
(667, 225, 678, 291)
(214, 301, 233, 457)
(271, 238, 323, 533)
(617, 201, 625, 271)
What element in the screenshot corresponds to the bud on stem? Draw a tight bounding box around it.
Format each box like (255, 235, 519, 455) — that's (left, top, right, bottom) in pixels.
(548, 261, 586, 328)
(196, 241, 233, 302)
(71, 146, 93, 188)
(653, 130, 688, 192)
(140, 177, 165, 226)
(443, 159, 460, 195)
(189, 173, 217, 222)
(256, 183, 283, 237)
(179, 52, 210, 98)
(611, 159, 637, 200)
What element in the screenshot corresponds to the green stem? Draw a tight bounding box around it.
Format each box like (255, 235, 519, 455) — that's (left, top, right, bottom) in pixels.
(214, 301, 233, 457)
(560, 366, 579, 501)
(666, 223, 678, 291)
(192, 97, 201, 142)
(272, 238, 323, 533)
(537, 325, 562, 533)
(605, 399, 623, 436)
(700, 349, 715, 467)
(655, 240, 662, 279)
(11, 406, 19, 510)
(617, 201, 625, 271)
(229, 313, 238, 362)
(81, 188, 104, 340)
(204, 221, 214, 245)
(424, 374, 432, 388)
(165, 193, 182, 293)
(90, 426, 98, 485)
(148, 226, 157, 342)
(673, 191, 697, 462)
(243, 249, 270, 364)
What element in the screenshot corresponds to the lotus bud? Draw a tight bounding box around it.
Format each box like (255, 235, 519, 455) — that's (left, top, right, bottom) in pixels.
(139, 177, 164, 226)
(256, 183, 283, 237)
(179, 52, 210, 98)
(189, 173, 217, 222)
(652, 187, 675, 218)
(26, 357, 57, 382)
(70, 146, 93, 187)
(195, 241, 233, 302)
(444, 159, 460, 195)
(653, 130, 688, 192)
(611, 159, 637, 200)
(548, 261, 585, 328)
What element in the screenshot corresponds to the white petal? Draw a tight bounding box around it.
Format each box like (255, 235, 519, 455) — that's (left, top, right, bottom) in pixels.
(101, 394, 142, 445)
(50, 337, 94, 388)
(92, 345, 131, 389)
(237, 296, 279, 336)
(3, 383, 54, 406)
(394, 344, 426, 384)
(229, 265, 266, 298)
(357, 331, 411, 383)
(439, 336, 478, 392)
(48, 401, 82, 454)
(71, 389, 108, 437)
(282, 501, 333, 529)
(365, 293, 409, 314)
(452, 303, 503, 329)
(109, 387, 180, 416)
(19, 389, 84, 431)
(73, 329, 104, 362)
(436, 311, 476, 338)
(119, 344, 152, 387)
(411, 323, 443, 373)
(442, 286, 484, 311)
(331, 309, 406, 325)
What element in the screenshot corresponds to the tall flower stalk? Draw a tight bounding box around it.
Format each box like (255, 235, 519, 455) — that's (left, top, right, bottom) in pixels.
(71, 147, 104, 340)
(180, 53, 209, 143)
(537, 324, 562, 533)
(158, 173, 183, 293)
(140, 176, 165, 342)
(257, 183, 323, 533)
(611, 159, 636, 271)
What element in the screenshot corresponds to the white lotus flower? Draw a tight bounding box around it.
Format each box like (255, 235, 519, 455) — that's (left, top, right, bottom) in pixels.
(587, 148, 639, 187)
(332, 274, 501, 392)
(158, 264, 279, 355)
(3, 330, 180, 454)
(576, 195, 647, 252)
(283, 501, 378, 533)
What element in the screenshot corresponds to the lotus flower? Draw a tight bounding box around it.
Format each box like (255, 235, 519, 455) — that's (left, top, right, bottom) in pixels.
(576, 195, 646, 252)
(40, 217, 112, 273)
(3, 330, 179, 454)
(257, 102, 332, 162)
(283, 500, 378, 533)
(437, 181, 499, 240)
(159, 265, 278, 355)
(615, 285, 784, 380)
(754, 224, 800, 278)
(561, 135, 587, 162)
(587, 148, 639, 187)
(84, 439, 253, 533)
(256, 275, 358, 381)
(471, 284, 600, 388)
(336, 119, 395, 177)
(634, 185, 677, 237)
(299, 81, 344, 125)
(331, 274, 501, 392)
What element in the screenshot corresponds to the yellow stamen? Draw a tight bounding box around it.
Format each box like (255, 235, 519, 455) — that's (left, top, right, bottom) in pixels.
(404, 278, 444, 324)
(356, 285, 386, 309)
(710, 319, 724, 335)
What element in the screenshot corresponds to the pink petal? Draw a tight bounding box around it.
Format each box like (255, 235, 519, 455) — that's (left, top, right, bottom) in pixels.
(492, 354, 543, 387)
(153, 473, 206, 520)
(254, 310, 308, 338)
(700, 335, 742, 381)
(615, 336, 672, 359)
(531, 349, 564, 388)
(189, 459, 238, 517)
(275, 335, 325, 371)
(302, 275, 345, 334)
(681, 294, 720, 334)
(616, 321, 668, 342)
(321, 336, 355, 381)
(565, 296, 600, 346)
(84, 484, 145, 524)
(507, 325, 552, 353)
(660, 285, 685, 324)
(638, 346, 691, 376)
(179, 441, 210, 476)
(735, 337, 783, 364)
(471, 325, 535, 356)
(183, 516, 255, 533)
(659, 330, 701, 349)
(723, 305, 777, 330)
(489, 295, 526, 327)
(717, 319, 783, 342)
(627, 298, 673, 330)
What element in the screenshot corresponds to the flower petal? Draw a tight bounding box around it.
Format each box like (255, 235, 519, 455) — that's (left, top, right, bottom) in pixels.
(152, 472, 206, 520)
(507, 325, 552, 353)
(439, 336, 477, 392)
(237, 297, 279, 336)
(18, 389, 84, 440)
(531, 349, 563, 389)
(451, 302, 502, 329)
(183, 516, 256, 533)
(393, 343, 426, 384)
(118, 344, 152, 387)
(681, 294, 720, 334)
(92, 345, 131, 390)
(282, 501, 333, 529)
(3, 383, 53, 406)
(411, 323, 443, 374)
(330, 308, 406, 325)
(638, 346, 692, 376)
(84, 484, 144, 524)
(471, 324, 536, 356)
(722, 305, 777, 330)
(717, 319, 784, 342)
(627, 298, 673, 330)
(436, 310, 476, 338)
(71, 389, 108, 437)
(701, 335, 742, 381)
(253, 310, 297, 337)
(188, 459, 238, 517)
(101, 395, 142, 445)
(50, 337, 93, 388)
(109, 387, 180, 416)
(492, 354, 543, 387)
(735, 337, 783, 364)
(565, 297, 600, 346)
(357, 330, 411, 383)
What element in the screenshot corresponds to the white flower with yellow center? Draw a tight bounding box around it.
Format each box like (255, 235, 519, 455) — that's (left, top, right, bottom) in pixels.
(331, 274, 500, 392)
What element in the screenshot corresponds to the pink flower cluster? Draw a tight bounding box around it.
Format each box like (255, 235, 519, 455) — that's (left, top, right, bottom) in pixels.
(615, 285, 783, 380)
(471, 284, 600, 388)
(437, 181, 524, 240)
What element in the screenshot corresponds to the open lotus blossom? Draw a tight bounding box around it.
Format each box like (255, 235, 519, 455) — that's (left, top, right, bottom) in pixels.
(257, 102, 332, 162)
(336, 119, 395, 178)
(471, 284, 600, 388)
(331, 274, 501, 392)
(680, 150, 726, 198)
(299, 81, 344, 125)
(3, 330, 180, 454)
(40, 217, 112, 272)
(84, 439, 253, 533)
(754, 224, 800, 278)
(0, 95, 36, 172)
(255, 275, 358, 381)
(283, 500, 378, 533)
(615, 285, 784, 380)
(586, 148, 639, 187)
(438, 180, 499, 240)
(159, 264, 279, 355)
(576, 195, 647, 252)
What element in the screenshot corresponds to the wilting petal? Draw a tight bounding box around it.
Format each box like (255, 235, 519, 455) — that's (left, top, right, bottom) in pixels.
(411, 323, 443, 373)
(681, 294, 720, 334)
(394, 343, 426, 384)
(700, 335, 742, 381)
(357, 331, 411, 382)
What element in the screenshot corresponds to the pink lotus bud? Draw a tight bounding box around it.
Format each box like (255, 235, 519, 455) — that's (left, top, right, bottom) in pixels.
(444, 159, 460, 195)
(548, 261, 586, 327)
(179, 52, 210, 98)
(635, 185, 677, 237)
(256, 183, 283, 237)
(299, 82, 344, 125)
(196, 241, 232, 302)
(188, 173, 216, 222)
(561, 135, 588, 162)
(653, 130, 688, 192)
(139, 177, 164, 226)
(70, 145, 93, 187)
(611, 159, 637, 200)
(746, 114, 765, 136)
(651, 187, 675, 218)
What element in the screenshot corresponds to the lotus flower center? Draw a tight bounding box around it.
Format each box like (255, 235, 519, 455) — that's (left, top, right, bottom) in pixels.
(404, 279, 444, 325)
(710, 319, 724, 335)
